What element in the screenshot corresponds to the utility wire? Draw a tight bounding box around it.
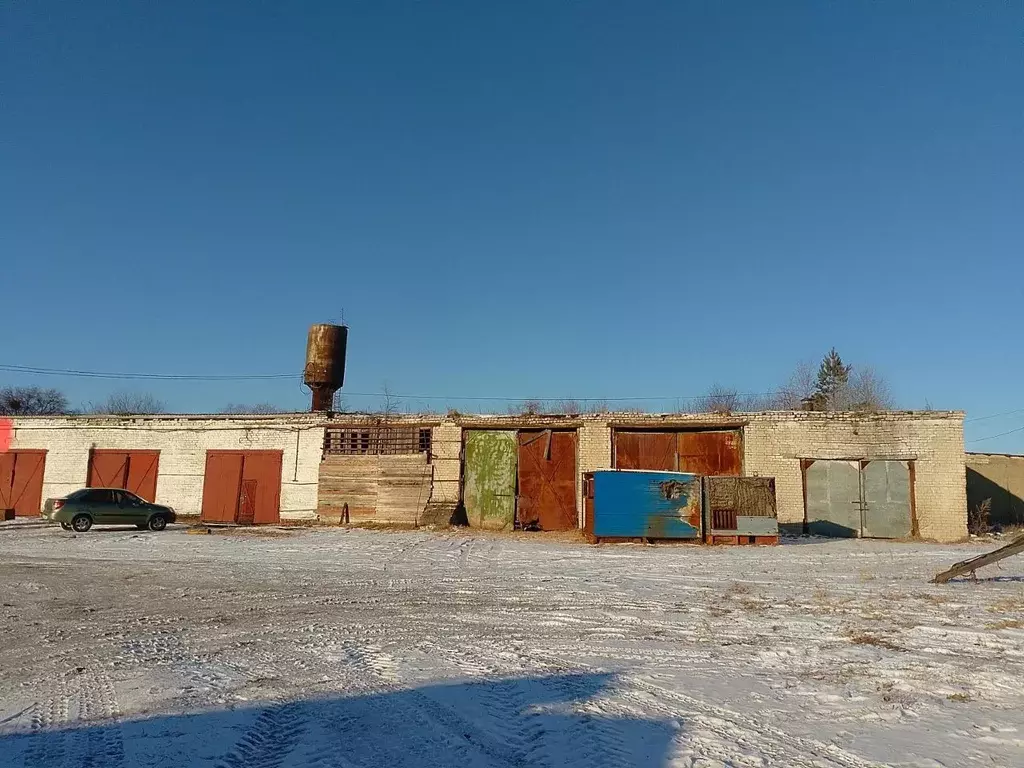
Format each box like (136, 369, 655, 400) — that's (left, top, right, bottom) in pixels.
(1, 363, 782, 402)
(0, 364, 298, 381)
(336, 391, 783, 403)
(967, 424, 1024, 443)
(965, 408, 1024, 423)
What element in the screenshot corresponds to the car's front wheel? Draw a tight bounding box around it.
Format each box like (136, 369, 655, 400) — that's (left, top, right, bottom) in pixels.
(60, 522, 72, 531)
(71, 514, 92, 533)
(147, 515, 167, 532)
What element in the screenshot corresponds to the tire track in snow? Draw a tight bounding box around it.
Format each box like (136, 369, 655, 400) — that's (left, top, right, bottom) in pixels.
(63, 661, 126, 768)
(433, 642, 656, 768)
(216, 702, 307, 768)
(463, 640, 883, 768)
(23, 659, 125, 768)
(612, 672, 884, 768)
(22, 681, 70, 768)
(294, 640, 516, 768)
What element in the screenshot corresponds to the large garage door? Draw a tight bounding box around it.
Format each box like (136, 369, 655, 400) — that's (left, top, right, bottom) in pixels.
(805, 460, 862, 537)
(0, 450, 47, 517)
(463, 431, 517, 530)
(201, 451, 283, 525)
(87, 450, 160, 501)
(615, 430, 742, 475)
(862, 460, 912, 539)
(517, 430, 577, 531)
(804, 459, 913, 538)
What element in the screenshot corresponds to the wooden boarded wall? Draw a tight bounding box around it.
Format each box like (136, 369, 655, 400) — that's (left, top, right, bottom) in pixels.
(318, 454, 432, 525)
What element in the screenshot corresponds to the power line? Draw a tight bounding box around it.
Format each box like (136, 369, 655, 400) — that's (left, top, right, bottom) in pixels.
(965, 408, 1024, 423)
(0, 364, 299, 381)
(336, 391, 783, 403)
(1, 363, 782, 402)
(967, 424, 1024, 443)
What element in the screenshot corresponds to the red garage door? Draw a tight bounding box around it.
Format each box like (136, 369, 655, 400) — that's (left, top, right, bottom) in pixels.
(201, 451, 283, 525)
(87, 450, 160, 502)
(0, 450, 47, 517)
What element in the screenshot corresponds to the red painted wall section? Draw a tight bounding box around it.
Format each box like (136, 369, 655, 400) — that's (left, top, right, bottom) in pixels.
(0, 419, 12, 452)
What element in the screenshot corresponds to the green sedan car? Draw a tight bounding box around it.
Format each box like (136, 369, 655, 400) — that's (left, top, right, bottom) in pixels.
(43, 488, 177, 532)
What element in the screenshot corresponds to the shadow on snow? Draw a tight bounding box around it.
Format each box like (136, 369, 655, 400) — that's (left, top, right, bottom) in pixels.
(0, 672, 678, 768)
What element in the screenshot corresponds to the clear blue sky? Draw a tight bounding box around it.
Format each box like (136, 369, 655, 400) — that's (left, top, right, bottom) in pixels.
(2, 2, 1022, 449)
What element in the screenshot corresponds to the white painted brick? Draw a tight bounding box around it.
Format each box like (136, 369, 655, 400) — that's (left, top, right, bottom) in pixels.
(9, 415, 326, 520)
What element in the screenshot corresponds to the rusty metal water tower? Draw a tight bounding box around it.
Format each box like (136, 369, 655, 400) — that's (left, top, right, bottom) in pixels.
(304, 324, 348, 411)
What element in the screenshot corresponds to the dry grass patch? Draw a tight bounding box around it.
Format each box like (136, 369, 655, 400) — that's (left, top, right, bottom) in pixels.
(847, 631, 903, 651)
(986, 619, 1024, 630)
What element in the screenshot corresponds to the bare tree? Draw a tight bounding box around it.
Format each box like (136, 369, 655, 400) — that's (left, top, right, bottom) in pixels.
(772, 354, 894, 412)
(771, 361, 819, 410)
(221, 403, 285, 415)
(694, 384, 741, 415)
(0, 386, 70, 415)
(508, 399, 544, 416)
(837, 367, 894, 412)
(554, 399, 583, 416)
(89, 392, 166, 415)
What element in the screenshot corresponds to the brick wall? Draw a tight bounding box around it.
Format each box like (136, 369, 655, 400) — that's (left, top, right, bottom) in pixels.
(743, 412, 966, 542)
(966, 453, 1024, 527)
(8, 411, 967, 539)
(9, 415, 326, 520)
(576, 422, 612, 525)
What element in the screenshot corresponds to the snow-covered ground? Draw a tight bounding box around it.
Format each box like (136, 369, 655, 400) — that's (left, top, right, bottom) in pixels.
(0, 525, 1022, 768)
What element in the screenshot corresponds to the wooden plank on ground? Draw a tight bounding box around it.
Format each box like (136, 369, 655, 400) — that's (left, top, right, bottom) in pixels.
(932, 534, 1024, 584)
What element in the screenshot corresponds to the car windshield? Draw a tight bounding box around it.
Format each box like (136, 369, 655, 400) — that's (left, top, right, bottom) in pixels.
(120, 491, 141, 504)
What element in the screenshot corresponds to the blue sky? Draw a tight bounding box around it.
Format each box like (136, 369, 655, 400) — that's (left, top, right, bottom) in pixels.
(2, 2, 1022, 449)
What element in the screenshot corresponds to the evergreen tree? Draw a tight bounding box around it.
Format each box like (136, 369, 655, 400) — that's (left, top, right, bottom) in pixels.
(812, 348, 852, 409)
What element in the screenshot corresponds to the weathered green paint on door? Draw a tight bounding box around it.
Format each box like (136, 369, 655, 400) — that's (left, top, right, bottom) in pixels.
(463, 430, 518, 530)
(862, 460, 912, 539)
(805, 460, 862, 537)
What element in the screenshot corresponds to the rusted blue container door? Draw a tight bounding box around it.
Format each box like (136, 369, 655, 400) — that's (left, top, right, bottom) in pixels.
(591, 470, 702, 539)
(805, 460, 861, 537)
(862, 460, 912, 539)
(463, 430, 517, 530)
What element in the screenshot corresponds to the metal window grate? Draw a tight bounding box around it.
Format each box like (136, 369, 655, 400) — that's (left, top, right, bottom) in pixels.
(324, 427, 432, 456)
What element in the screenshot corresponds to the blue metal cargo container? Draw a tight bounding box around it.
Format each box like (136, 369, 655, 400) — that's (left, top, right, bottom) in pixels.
(584, 470, 702, 540)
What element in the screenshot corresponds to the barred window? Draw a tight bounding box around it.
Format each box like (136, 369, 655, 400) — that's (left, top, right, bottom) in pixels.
(325, 426, 432, 456)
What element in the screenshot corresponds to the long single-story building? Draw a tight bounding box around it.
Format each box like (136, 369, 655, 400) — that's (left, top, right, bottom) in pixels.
(0, 410, 967, 541)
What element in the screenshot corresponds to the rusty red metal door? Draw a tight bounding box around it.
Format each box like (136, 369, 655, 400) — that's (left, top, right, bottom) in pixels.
(125, 451, 160, 501)
(88, 450, 160, 500)
(0, 450, 46, 517)
(241, 452, 282, 524)
(201, 452, 245, 523)
(677, 431, 742, 475)
(0, 452, 14, 514)
(237, 480, 258, 525)
(517, 430, 578, 531)
(614, 432, 678, 471)
(88, 451, 129, 488)
(202, 451, 282, 524)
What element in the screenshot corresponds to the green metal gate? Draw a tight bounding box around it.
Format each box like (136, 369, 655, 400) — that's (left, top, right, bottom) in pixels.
(463, 430, 518, 530)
